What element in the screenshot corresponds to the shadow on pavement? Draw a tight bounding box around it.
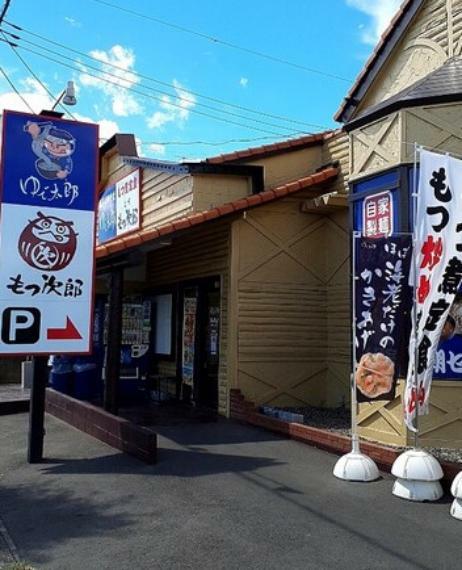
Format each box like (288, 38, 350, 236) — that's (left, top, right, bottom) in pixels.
(0, 482, 133, 566)
(154, 417, 284, 446)
(40, 446, 286, 478)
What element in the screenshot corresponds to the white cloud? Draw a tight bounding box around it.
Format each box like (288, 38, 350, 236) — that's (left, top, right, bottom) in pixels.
(80, 44, 142, 117)
(346, 0, 402, 45)
(97, 119, 119, 141)
(148, 143, 166, 156)
(65, 16, 81, 28)
(0, 77, 54, 114)
(239, 77, 248, 88)
(146, 79, 196, 130)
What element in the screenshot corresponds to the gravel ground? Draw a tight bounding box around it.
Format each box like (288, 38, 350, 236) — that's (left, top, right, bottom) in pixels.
(278, 405, 462, 464)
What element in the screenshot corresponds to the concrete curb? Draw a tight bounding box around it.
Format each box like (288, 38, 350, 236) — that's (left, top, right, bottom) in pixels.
(230, 389, 461, 489)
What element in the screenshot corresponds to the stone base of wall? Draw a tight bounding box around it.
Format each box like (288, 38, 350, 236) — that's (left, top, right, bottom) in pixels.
(45, 388, 157, 464)
(230, 389, 461, 488)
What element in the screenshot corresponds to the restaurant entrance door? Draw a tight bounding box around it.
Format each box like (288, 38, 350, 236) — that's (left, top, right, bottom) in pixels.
(180, 277, 220, 411)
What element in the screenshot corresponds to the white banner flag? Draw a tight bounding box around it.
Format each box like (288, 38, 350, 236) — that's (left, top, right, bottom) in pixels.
(405, 150, 462, 430)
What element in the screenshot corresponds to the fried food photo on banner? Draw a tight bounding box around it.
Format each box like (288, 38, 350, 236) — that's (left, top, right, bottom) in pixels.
(356, 352, 395, 398)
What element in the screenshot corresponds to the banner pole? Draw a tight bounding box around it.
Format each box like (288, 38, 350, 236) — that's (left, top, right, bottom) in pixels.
(412, 142, 420, 447)
(333, 230, 379, 481)
(351, 230, 360, 453)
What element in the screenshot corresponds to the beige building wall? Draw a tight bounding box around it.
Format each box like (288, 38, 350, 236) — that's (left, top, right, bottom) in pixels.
(230, 192, 350, 410)
(193, 174, 251, 212)
(142, 171, 194, 229)
(357, 0, 459, 115)
(245, 145, 323, 189)
(352, 1, 462, 448)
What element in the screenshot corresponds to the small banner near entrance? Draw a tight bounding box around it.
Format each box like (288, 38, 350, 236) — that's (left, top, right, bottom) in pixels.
(355, 236, 413, 402)
(405, 150, 462, 430)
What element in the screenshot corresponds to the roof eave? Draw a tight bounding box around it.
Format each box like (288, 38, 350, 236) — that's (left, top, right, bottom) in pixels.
(335, 0, 424, 124)
(345, 92, 462, 132)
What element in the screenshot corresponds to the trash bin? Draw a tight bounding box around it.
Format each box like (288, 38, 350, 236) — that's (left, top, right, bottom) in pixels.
(49, 356, 74, 395)
(73, 359, 98, 401)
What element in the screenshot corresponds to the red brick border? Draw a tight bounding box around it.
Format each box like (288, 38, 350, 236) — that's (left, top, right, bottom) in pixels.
(45, 388, 157, 464)
(230, 389, 461, 487)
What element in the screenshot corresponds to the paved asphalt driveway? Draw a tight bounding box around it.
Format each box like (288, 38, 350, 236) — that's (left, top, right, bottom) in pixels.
(0, 413, 460, 570)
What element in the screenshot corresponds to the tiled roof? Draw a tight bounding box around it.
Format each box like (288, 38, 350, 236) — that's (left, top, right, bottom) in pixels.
(205, 130, 339, 164)
(346, 57, 462, 130)
(335, 0, 423, 123)
(95, 166, 338, 260)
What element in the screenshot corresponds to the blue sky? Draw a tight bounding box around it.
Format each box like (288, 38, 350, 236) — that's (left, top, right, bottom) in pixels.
(0, 0, 401, 161)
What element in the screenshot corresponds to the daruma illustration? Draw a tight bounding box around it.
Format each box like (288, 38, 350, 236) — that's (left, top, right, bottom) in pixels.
(18, 211, 78, 271)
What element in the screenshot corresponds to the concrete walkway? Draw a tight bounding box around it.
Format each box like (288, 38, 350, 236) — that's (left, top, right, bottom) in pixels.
(0, 413, 460, 570)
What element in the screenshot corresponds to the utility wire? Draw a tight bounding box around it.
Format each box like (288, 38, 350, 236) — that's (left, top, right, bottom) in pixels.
(3, 22, 326, 130)
(88, 0, 351, 83)
(0, 31, 312, 134)
(101, 135, 300, 145)
(0, 30, 78, 119)
(0, 0, 11, 25)
(0, 64, 35, 113)
(136, 136, 286, 146)
(0, 37, 300, 137)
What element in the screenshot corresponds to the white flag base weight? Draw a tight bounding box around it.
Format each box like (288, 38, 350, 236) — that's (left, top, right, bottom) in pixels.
(449, 471, 462, 520)
(333, 437, 380, 482)
(391, 449, 443, 502)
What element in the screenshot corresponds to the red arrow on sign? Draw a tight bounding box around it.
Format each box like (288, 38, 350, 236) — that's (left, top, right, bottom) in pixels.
(47, 317, 82, 340)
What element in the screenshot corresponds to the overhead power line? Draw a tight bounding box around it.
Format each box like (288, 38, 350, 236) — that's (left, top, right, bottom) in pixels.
(0, 0, 11, 25)
(0, 36, 301, 137)
(0, 64, 35, 113)
(4, 21, 326, 131)
(0, 30, 312, 134)
(0, 30, 77, 119)
(101, 135, 295, 145)
(89, 0, 351, 83)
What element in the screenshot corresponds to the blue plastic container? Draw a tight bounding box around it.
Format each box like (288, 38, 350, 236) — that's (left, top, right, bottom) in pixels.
(73, 363, 98, 401)
(50, 371, 74, 394)
(49, 356, 74, 395)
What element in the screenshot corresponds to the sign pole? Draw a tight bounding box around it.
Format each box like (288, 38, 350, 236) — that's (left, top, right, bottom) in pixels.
(412, 142, 420, 446)
(350, 231, 360, 454)
(27, 357, 48, 463)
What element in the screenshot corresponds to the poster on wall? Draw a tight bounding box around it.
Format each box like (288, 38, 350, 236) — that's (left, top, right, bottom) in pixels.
(433, 290, 462, 379)
(97, 185, 116, 244)
(404, 150, 462, 430)
(355, 236, 413, 402)
(0, 110, 98, 354)
(97, 169, 140, 244)
(182, 293, 197, 386)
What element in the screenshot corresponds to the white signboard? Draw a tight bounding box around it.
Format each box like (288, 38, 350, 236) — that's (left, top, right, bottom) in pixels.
(116, 169, 140, 236)
(97, 169, 140, 244)
(0, 111, 98, 354)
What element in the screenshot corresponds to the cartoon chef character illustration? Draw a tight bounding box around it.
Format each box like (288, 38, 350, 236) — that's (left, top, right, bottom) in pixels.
(18, 211, 78, 271)
(24, 121, 76, 180)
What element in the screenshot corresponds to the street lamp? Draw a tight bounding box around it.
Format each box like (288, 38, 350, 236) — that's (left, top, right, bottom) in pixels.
(51, 81, 77, 111)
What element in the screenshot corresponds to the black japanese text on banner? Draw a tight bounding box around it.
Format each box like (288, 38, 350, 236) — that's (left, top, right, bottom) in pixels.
(355, 237, 413, 403)
(405, 150, 462, 430)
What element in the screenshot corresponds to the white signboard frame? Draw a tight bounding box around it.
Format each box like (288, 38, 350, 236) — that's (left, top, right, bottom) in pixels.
(0, 110, 98, 355)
